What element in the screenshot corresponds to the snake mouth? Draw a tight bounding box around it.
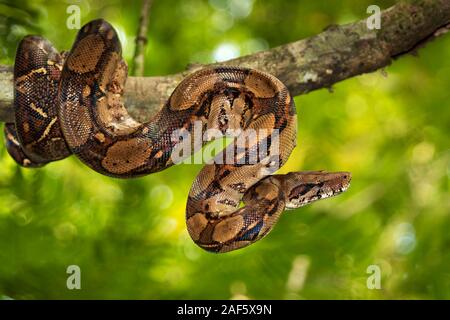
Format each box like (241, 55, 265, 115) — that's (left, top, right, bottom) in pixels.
(339, 183, 350, 193)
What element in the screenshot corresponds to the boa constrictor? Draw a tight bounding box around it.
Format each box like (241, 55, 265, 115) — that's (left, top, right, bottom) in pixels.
(4, 19, 351, 253)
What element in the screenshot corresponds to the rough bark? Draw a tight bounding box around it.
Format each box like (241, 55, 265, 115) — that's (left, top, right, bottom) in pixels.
(0, 0, 449, 123)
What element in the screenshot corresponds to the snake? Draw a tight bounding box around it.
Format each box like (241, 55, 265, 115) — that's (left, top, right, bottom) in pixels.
(3, 19, 351, 253)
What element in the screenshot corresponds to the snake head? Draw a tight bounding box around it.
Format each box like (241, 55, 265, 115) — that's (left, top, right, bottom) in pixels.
(283, 171, 351, 209)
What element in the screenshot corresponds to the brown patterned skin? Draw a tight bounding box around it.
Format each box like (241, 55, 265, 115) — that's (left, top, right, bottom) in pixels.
(4, 36, 70, 167)
(4, 19, 351, 253)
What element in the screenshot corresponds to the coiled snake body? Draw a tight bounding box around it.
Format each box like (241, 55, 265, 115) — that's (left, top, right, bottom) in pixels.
(4, 20, 351, 253)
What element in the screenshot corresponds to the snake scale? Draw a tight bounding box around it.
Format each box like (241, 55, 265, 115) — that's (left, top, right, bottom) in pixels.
(4, 19, 351, 253)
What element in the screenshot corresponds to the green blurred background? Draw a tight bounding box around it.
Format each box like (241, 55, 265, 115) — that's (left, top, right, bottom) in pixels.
(0, 0, 449, 299)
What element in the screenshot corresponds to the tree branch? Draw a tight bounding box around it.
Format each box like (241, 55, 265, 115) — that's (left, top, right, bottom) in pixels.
(0, 0, 449, 123)
(132, 0, 153, 76)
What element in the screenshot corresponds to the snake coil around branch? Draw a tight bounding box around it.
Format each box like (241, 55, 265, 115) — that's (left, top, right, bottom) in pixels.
(4, 19, 350, 253)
